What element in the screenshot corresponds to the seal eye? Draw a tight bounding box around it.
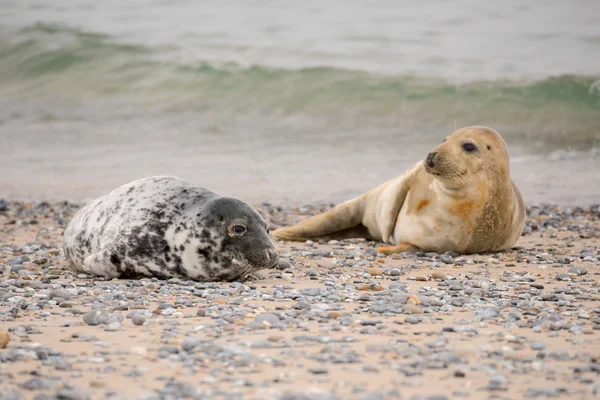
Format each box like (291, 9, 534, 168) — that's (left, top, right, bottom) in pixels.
(462, 142, 477, 153)
(232, 225, 246, 234)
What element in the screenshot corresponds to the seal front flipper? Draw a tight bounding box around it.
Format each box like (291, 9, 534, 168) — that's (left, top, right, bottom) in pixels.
(272, 195, 368, 242)
(82, 251, 122, 278)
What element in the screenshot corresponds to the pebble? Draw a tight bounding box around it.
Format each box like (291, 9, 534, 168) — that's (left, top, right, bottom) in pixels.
(405, 316, 422, 324)
(83, 310, 111, 326)
(488, 374, 508, 391)
(474, 307, 499, 320)
(525, 388, 566, 398)
(0, 330, 10, 348)
(402, 304, 424, 314)
(530, 341, 546, 350)
(255, 313, 281, 327)
(568, 265, 588, 275)
(132, 314, 146, 326)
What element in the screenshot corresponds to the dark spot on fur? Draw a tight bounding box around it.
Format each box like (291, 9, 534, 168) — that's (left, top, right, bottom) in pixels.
(179, 244, 185, 251)
(126, 186, 136, 194)
(197, 247, 211, 259)
(109, 254, 123, 274)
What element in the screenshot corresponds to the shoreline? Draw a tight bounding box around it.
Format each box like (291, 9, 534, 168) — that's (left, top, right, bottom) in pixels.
(0, 200, 599, 400)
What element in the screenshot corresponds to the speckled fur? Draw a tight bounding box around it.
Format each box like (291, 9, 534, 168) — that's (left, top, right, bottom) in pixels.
(63, 176, 279, 281)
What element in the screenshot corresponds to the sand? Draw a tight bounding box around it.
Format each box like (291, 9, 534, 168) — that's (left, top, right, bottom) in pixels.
(0, 201, 599, 400)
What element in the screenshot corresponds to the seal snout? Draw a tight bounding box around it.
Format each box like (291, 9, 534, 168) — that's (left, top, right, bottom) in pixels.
(262, 246, 279, 268)
(426, 151, 438, 168)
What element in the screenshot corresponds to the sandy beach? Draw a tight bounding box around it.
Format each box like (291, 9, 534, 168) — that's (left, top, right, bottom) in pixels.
(0, 200, 599, 400)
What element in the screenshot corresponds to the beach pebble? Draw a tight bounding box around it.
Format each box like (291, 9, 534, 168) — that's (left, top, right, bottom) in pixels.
(83, 310, 111, 326)
(0, 331, 10, 348)
(568, 265, 587, 275)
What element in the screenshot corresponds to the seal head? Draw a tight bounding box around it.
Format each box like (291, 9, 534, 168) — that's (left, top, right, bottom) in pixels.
(424, 126, 510, 189)
(198, 197, 280, 281)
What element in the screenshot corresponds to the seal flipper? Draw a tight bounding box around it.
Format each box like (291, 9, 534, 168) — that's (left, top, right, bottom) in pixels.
(82, 251, 122, 278)
(376, 243, 420, 255)
(272, 195, 368, 242)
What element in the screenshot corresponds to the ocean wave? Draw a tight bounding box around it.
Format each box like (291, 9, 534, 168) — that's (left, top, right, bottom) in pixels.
(1, 23, 599, 150)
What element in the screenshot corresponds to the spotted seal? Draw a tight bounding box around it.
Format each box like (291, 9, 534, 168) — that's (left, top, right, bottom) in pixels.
(272, 126, 526, 254)
(63, 176, 280, 281)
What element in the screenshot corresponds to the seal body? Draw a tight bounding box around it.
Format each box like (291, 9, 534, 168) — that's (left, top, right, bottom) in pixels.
(63, 176, 279, 281)
(272, 126, 526, 254)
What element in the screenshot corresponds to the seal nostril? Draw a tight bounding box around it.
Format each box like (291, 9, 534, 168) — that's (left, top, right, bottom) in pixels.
(426, 152, 438, 168)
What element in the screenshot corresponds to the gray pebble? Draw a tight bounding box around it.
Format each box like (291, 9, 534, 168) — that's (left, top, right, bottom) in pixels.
(525, 387, 566, 398)
(132, 314, 146, 326)
(49, 289, 73, 300)
(405, 316, 421, 324)
(568, 266, 587, 276)
(475, 307, 499, 320)
(255, 313, 281, 327)
(82, 310, 110, 326)
(56, 387, 91, 400)
(530, 341, 546, 350)
(487, 374, 508, 391)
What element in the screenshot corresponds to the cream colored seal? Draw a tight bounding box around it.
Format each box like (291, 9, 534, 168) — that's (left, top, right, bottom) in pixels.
(272, 126, 526, 254)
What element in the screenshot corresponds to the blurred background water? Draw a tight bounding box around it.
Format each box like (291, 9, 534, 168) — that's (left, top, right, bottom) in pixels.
(1, 0, 599, 205)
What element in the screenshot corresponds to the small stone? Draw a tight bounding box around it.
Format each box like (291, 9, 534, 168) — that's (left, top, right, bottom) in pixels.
(475, 307, 499, 320)
(0, 331, 10, 348)
(368, 267, 382, 276)
(578, 311, 590, 319)
(308, 368, 328, 375)
(49, 289, 73, 300)
(276, 258, 292, 270)
(256, 313, 281, 327)
(402, 304, 424, 314)
(104, 322, 121, 331)
(487, 374, 508, 391)
(181, 337, 202, 352)
(83, 310, 110, 326)
(405, 316, 421, 324)
(525, 388, 566, 398)
(56, 387, 91, 400)
(530, 341, 546, 350)
(132, 314, 146, 326)
(568, 265, 587, 276)
(454, 369, 466, 378)
(327, 311, 342, 319)
(432, 272, 446, 280)
(358, 284, 384, 291)
(530, 284, 544, 289)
